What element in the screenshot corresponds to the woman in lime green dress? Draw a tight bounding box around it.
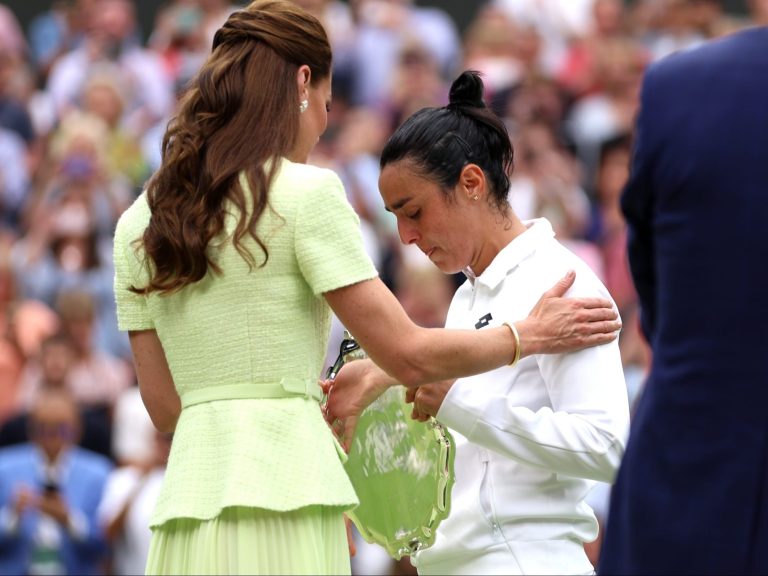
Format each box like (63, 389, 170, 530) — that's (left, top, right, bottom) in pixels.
(112, 2, 622, 574)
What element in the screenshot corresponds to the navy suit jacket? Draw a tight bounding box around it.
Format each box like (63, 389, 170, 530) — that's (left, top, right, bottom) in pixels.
(599, 27, 768, 575)
(0, 444, 112, 576)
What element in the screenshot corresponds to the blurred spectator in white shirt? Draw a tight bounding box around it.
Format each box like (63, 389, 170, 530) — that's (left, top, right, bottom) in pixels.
(27, 0, 96, 83)
(98, 427, 170, 576)
(46, 0, 174, 138)
(0, 128, 29, 229)
(347, 0, 460, 107)
(492, 0, 597, 76)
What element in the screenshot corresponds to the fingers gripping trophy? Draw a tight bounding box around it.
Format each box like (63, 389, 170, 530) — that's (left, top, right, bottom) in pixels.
(323, 333, 456, 560)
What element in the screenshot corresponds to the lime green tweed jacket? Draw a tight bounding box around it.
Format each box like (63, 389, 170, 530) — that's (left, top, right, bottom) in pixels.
(113, 159, 378, 527)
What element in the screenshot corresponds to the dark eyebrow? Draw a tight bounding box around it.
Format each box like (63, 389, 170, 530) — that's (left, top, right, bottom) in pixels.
(385, 197, 412, 213)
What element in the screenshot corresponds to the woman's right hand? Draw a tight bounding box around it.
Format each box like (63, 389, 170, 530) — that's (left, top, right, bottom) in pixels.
(515, 270, 622, 357)
(321, 358, 397, 450)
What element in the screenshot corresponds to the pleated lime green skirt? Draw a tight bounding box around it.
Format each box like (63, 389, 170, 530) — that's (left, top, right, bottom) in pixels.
(145, 505, 351, 575)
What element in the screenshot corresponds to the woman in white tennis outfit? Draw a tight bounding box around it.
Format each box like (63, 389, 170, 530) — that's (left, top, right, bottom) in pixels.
(326, 71, 629, 575)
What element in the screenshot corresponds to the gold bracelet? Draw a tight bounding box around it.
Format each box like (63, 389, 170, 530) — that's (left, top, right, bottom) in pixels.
(502, 322, 522, 367)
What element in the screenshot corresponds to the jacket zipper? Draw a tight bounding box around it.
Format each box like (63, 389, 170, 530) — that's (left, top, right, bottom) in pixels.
(478, 448, 503, 540)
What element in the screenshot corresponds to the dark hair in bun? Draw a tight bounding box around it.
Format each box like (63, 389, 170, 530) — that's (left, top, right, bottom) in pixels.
(380, 70, 513, 212)
(447, 70, 485, 109)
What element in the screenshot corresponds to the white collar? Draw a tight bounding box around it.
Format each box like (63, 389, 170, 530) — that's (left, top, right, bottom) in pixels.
(464, 218, 555, 290)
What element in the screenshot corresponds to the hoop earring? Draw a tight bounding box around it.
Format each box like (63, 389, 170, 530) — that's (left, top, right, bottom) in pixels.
(299, 99, 309, 114)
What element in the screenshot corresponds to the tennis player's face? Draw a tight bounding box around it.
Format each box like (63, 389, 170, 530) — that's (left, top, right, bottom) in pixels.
(379, 161, 478, 275)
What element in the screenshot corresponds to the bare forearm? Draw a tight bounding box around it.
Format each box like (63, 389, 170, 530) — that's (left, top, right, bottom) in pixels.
(379, 325, 515, 387)
(326, 279, 515, 386)
(325, 273, 620, 388)
(129, 330, 181, 433)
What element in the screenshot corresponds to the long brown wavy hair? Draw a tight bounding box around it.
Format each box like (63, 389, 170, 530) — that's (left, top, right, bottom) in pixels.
(133, 0, 331, 294)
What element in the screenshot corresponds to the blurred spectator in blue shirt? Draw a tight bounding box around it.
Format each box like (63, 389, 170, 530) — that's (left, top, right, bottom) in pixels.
(0, 387, 112, 575)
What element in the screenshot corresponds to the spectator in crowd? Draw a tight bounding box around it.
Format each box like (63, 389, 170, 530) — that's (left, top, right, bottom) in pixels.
(556, 0, 629, 100)
(0, 44, 40, 217)
(0, 48, 36, 148)
(1, 328, 117, 460)
(13, 332, 77, 414)
(9, 289, 132, 460)
(589, 132, 636, 314)
(0, 127, 29, 230)
(640, 0, 709, 62)
(0, 387, 112, 575)
(748, 0, 768, 25)
(26, 0, 96, 82)
(565, 37, 648, 185)
(0, 283, 60, 427)
(52, 289, 132, 407)
(11, 138, 131, 359)
(0, 6, 26, 62)
(506, 119, 603, 279)
(110, 384, 156, 468)
(393, 245, 456, 329)
(688, 0, 743, 40)
(39, 109, 133, 232)
(80, 72, 150, 191)
(291, 0, 358, 100)
(45, 0, 173, 138)
(0, 238, 24, 422)
(98, 428, 170, 576)
(197, 0, 242, 49)
(461, 6, 526, 100)
(384, 42, 448, 130)
(346, 0, 460, 107)
(148, 1, 208, 93)
(492, 0, 597, 76)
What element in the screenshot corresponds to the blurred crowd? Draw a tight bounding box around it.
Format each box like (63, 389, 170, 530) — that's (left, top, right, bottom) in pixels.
(0, 0, 764, 574)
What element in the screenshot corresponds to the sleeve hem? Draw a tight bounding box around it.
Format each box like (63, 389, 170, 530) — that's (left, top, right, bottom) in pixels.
(315, 270, 379, 296)
(117, 318, 156, 331)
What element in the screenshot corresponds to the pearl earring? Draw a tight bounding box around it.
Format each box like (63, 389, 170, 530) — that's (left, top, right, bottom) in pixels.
(299, 99, 309, 114)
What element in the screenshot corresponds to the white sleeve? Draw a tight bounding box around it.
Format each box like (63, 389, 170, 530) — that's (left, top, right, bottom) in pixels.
(45, 52, 87, 113)
(437, 339, 630, 483)
(96, 469, 138, 525)
(66, 509, 88, 541)
(0, 506, 19, 535)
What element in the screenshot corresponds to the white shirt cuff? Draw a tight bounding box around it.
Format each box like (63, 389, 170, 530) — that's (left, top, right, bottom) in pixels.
(436, 385, 479, 438)
(0, 506, 19, 535)
(67, 509, 88, 541)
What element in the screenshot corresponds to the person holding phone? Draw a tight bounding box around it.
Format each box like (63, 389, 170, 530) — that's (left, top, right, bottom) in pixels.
(0, 387, 112, 575)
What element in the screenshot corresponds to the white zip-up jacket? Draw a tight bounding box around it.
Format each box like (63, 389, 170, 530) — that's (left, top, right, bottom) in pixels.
(413, 219, 630, 575)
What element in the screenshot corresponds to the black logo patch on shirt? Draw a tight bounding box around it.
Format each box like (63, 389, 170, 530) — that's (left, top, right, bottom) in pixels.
(474, 312, 492, 330)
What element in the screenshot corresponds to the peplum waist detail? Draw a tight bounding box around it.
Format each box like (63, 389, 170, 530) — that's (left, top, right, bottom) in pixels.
(149, 393, 358, 529)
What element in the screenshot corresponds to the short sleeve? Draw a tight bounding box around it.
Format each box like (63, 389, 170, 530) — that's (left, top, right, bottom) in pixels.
(113, 198, 155, 331)
(294, 171, 378, 295)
